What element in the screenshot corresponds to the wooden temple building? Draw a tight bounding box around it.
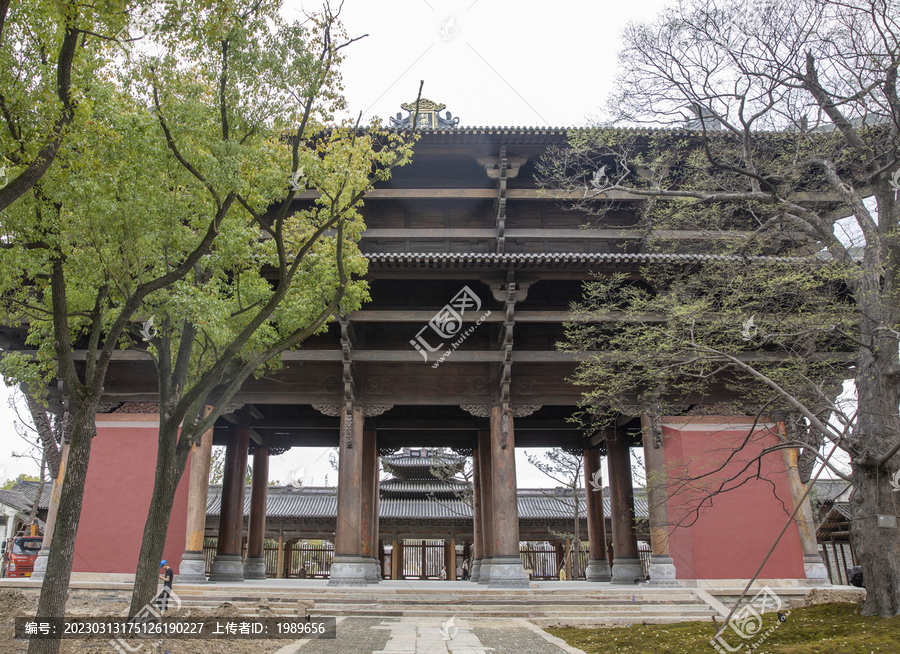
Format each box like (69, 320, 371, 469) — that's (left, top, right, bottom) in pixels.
(14, 100, 830, 587)
(202, 447, 648, 580)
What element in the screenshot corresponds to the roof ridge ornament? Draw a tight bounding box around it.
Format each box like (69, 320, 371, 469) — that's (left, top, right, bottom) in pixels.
(389, 98, 460, 129)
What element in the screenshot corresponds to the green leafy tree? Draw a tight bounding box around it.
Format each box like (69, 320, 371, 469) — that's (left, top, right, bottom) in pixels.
(0, 0, 134, 212)
(1, 472, 41, 490)
(113, 2, 416, 618)
(0, 4, 415, 652)
(540, 0, 899, 616)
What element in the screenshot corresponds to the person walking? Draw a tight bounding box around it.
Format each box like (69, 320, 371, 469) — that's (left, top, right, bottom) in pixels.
(157, 560, 174, 611)
(461, 557, 470, 581)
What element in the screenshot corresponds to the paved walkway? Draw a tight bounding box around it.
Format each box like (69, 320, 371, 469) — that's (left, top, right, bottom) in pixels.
(273, 617, 586, 654)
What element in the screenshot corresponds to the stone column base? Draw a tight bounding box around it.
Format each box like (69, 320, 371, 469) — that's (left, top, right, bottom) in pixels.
(611, 557, 645, 584)
(477, 557, 492, 584)
(470, 559, 482, 582)
(243, 556, 267, 580)
(585, 558, 612, 582)
(179, 551, 209, 583)
(483, 556, 529, 588)
(648, 556, 679, 585)
(328, 556, 371, 586)
(365, 558, 382, 583)
(209, 553, 244, 582)
(30, 549, 50, 581)
(804, 554, 831, 583)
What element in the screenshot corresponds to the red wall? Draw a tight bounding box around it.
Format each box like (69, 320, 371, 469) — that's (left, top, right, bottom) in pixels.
(73, 414, 190, 575)
(662, 416, 805, 579)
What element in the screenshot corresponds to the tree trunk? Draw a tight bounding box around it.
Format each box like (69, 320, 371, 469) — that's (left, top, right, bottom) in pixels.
(128, 422, 189, 618)
(850, 328, 900, 617)
(27, 405, 97, 654)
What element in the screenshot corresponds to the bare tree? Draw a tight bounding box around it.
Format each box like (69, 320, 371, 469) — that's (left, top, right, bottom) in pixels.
(540, 0, 900, 616)
(526, 449, 585, 579)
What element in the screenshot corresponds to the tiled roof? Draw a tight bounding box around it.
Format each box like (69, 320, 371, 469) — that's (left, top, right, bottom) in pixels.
(811, 479, 851, 504)
(5, 481, 50, 510)
(0, 490, 32, 513)
(206, 486, 337, 518)
(380, 479, 469, 495)
(206, 484, 649, 522)
(365, 252, 810, 269)
(382, 454, 462, 468)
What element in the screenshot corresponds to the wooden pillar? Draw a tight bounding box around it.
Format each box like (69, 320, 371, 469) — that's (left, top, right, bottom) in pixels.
(820, 543, 832, 583)
(477, 428, 494, 582)
(244, 446, 269, 579)
(360, 429, 376, 560)
(31, 440, 70, 580)
(181, 405, 215, 582)
(396, 540, 404, 580)
(443, 540, 451, 579)
(485, 405, 528, 586)
(607, 431, 642, 583)
(449, 533, 457, 580)
(287, 538, 297, 578)
(329, 405, 368, 585)
(391, 535, 400, 580)
(779, 425, 829, 582)
(640, 416, 677, 584)
(471, 448, 483, 581)
(564, 537, 573, 579)
(210, 425, 250, 581)
(360, 427, 380, 583)
(583, 447, 611, 581)
(276, 530, 285, 579)
(419, 539, 426, 579)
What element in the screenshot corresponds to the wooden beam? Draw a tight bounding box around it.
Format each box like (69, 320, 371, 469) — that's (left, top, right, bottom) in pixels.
(347, 309, 665, 323)
(292, 188, 842, 202)
(60, 349, 855, 364)
(360, 228, 773, 241)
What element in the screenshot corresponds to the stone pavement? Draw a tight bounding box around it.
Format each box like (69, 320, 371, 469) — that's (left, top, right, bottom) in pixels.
(273, 617, 586, 654)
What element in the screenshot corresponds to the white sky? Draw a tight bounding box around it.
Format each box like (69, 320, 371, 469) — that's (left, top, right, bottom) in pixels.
(0, 0, 851, 487)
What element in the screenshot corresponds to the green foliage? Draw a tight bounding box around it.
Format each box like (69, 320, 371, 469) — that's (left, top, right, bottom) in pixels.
(1, 474, 41, 490)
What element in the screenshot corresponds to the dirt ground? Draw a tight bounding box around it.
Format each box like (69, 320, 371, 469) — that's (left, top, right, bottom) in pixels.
(0, 589, 296, 653)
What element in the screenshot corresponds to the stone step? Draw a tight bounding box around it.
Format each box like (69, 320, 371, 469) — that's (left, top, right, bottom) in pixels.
(175, 595, 700, 606)
(308, 608, 716, 618)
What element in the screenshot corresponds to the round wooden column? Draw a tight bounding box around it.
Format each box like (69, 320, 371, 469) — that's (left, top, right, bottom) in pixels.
(779, 424, 829, 582)
(606, 431, 643, 583)
(179, 406, 215, 582)
(476, 427, 494, 583)
(391, 535, 400, 580)
(485, 405, 528, 587)
(583, 447, 612, 581)
(210, 425, 250, 581)
(640, 415, 679, 584)
(470, 447, 483, 581)
(360, 428, 381, 582)
(329, 405, 369, 586)
(244, 446, 269, 579)
(31, 440, 70, 580)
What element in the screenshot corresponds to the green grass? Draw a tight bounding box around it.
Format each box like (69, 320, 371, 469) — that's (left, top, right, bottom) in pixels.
(548, 603, 900, 654)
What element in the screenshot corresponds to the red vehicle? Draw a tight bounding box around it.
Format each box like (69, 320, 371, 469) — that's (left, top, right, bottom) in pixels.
(2, 537, 42, 578)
